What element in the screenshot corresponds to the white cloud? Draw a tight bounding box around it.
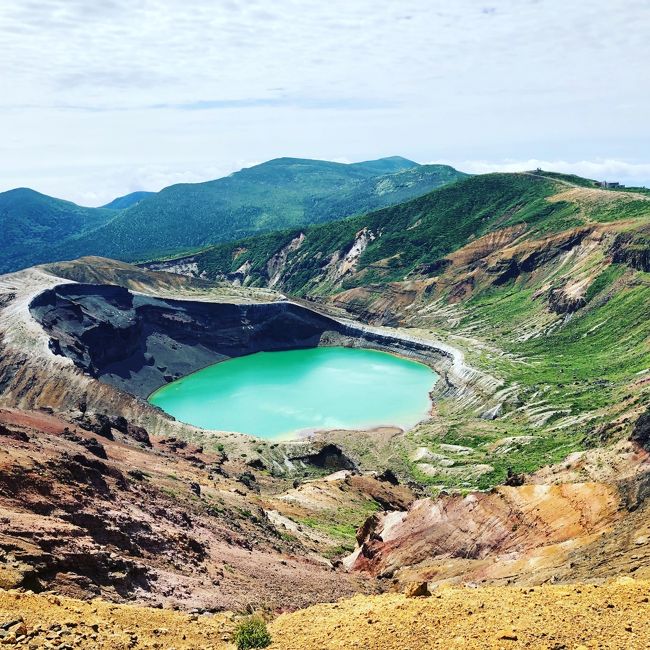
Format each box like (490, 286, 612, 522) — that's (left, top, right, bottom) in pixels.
(0, 0, 648, 202)
(23, 161, 260, 208)
(432, 159, 650, 188)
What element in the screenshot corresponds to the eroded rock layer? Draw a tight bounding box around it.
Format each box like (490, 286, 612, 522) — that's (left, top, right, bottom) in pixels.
(0, 407, 382, 609)
(346, 438, 650, 588)
(29, 283, 347, 398)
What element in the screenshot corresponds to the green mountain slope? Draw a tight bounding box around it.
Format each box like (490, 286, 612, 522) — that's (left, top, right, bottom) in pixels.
(181, 171, 650, 295)
(55, 158, 466, 262)
(0, 189, 116, 274)
(101, 191, 155, 210)
(173, 172, 574, 291)
(2, 157, 466, 273)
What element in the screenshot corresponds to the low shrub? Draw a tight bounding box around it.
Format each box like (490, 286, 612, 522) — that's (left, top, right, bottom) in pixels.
(233, 616, 272, 649)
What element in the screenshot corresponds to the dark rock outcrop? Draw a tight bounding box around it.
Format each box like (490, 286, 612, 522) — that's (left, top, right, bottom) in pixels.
(111, 416, 151, 446)
(61, 429, 107, 459)
(630, 408, 650, 451)
(72, 412, 151, 447)
(610, 232, 650, 272)
(486, 258, 520, 285)
(291, 444, 358, 472)
(504, 467, 525, 487)
(548, 287, 586, 314)
(76, 413, 115, 440)
(0, 423, 29, 442)
(30, 284, 347, 399)
(376, 469, 399, 485)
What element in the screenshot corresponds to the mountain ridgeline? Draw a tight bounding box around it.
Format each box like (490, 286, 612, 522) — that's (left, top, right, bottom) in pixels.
(152, 171, 650, 296)
(0, 156, 467, 273)
(101, 190, 155, 210)
(146, 172, 585, 291)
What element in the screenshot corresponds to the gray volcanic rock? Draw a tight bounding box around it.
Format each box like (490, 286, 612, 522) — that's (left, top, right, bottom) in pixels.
(610, 232, 650, 272)
(30, 284, 348, 398)
(631, 408, 650, 451)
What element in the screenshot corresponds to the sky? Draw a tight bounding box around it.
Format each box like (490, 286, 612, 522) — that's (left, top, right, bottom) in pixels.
(0, 0, 648, 206)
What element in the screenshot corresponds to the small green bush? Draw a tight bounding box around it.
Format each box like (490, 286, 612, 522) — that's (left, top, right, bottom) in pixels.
(233, 616, 272, 649)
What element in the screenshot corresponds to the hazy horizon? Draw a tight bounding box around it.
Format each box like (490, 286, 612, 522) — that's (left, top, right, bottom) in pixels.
(1, 0, 648, 206)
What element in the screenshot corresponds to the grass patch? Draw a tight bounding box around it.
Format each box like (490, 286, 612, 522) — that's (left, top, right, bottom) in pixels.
(322, 542, 356, 559)
(585, 264, 625, 302)
(233, 617, 272, 650)
(296, 501, 380, 542)
(298, 518, 358, 539)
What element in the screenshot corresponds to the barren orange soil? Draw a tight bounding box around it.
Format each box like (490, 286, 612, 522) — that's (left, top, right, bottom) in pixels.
(2, 579, 650, 649)
(0, 590, 231, 649)
(269, 578, 650, 650)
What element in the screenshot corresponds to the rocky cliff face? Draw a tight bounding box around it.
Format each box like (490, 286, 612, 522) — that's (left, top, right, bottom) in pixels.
(345, 428, 650, 589)
(326, 224, 615, 324)
(609, 229, 650, 272)
(29, 283, 348, 399)
(26, 281, 494, 409)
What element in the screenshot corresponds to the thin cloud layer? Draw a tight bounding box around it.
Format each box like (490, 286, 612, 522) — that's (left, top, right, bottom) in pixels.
(435, 159, 650, 188)
(0, 0, 648, 204)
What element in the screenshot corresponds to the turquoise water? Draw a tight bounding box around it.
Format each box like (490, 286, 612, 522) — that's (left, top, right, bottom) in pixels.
(149, 346, 438, 440)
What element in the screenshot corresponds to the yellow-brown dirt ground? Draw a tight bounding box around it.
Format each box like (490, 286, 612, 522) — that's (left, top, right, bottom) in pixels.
(268, 578, 650, 650)
(0, 590, 232, 649)
(2, 579, 650, 649)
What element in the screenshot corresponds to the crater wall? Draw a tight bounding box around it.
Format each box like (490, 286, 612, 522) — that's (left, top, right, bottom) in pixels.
(16, 280, 496, 438)
(29, 284, 351, 399)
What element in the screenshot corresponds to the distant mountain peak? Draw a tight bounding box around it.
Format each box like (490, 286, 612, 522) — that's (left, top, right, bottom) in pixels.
(3, 187, 47, 199)
(101, 191, 155, 210)
(377, 155, 419, 164)
(350, 156, 420, 174)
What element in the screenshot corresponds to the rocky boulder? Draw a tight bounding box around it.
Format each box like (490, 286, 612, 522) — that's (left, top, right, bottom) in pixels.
(630, 408, 650, 451)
